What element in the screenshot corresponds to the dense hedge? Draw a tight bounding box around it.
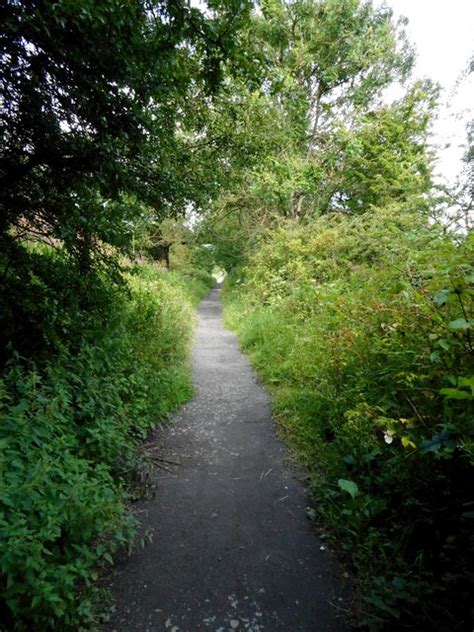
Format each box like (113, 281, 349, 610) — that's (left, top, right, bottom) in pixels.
(223, 206, 473, 630)
(0, 257, 213, 629)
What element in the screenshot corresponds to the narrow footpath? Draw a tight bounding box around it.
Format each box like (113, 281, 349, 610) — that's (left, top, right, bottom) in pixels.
(105, 288, 347, 631)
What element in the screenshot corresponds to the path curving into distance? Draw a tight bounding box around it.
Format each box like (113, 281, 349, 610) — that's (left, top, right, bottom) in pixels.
(105, 287, 347, 632)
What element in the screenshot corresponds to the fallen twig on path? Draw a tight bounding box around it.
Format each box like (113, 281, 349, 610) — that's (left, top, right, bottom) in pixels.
(150, 458, 174, 473)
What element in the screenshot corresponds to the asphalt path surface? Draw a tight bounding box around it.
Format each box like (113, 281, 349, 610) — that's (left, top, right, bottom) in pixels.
(105, 287, 347, 631)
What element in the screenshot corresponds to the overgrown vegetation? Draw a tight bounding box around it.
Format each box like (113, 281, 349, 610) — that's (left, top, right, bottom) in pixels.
(0, 257, 212, 629)
(1, 0, 472, 628)
(223, 209, 473, 628)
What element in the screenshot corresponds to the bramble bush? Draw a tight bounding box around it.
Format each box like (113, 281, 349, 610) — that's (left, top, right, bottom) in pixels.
(223, 205, 473, 629)
(0, 255, 212, 629)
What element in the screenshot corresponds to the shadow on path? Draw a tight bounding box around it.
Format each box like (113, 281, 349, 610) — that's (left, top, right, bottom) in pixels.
(105, 288, 348, 631)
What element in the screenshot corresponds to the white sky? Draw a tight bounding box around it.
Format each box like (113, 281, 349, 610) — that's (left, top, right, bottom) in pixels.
(376, 0, 474, 185)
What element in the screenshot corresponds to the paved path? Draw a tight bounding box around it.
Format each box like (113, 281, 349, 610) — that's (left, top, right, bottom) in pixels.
(105, 288, 347, 631)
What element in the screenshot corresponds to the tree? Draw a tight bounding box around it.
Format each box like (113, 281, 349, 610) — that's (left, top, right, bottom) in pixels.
(198, 0, 437, 268)
(0, 0, 251, 268)
(0, 0, 252, 359)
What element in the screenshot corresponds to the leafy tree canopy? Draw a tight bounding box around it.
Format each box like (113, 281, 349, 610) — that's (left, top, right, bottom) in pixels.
(0, 0, 252, 267)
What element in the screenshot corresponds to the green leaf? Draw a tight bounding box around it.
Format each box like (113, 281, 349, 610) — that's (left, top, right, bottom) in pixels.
(440, 388, 471, 400)
(338, 479, 359, 499)
(438, 338, 450, 351)
(458, 376, 474, 394)
(448, 318, 471, 331)
(433, 290, 450, 306)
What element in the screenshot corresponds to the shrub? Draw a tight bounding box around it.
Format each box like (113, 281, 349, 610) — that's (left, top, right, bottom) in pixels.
(0, 260, 199, 629)
(224, 206, 473, 629)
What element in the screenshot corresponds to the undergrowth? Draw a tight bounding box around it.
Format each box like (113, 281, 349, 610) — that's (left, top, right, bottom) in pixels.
(0, 250, 213, 630)
(223, 205, 473, 631)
